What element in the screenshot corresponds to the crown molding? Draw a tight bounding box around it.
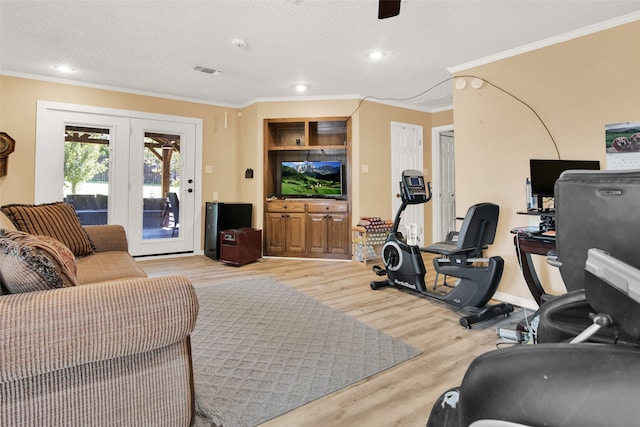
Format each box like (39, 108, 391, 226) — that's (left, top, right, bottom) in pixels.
(448, 10, 640, 73)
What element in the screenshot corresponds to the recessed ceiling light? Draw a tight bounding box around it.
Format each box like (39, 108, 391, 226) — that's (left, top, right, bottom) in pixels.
(295, 84, 307, 93)
(53, 64, 74, 73)
(368, 51, 385, 60)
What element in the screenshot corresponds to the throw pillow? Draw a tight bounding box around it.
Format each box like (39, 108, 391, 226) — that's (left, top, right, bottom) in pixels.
(2, 230, 79, 285)
(1, 202, 95, 257)
(0, 231, 77, 293)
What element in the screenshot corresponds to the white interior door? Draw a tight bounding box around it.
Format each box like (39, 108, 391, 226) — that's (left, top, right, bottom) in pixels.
(431, 125, 456, 242)
(439, 130, 456, 240)
(390, 122, 424, 246)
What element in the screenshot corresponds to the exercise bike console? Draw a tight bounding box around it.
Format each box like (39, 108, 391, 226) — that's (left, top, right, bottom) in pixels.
(401, 170, 430, 204)
(370, 169, 513, 328)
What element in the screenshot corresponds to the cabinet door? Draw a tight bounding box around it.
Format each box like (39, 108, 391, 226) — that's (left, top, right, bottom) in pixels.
(265, 213, 286, 255)
(306, 213, 328, 254)
(284, 213, 306, 255)
(327, 213, 350, 255)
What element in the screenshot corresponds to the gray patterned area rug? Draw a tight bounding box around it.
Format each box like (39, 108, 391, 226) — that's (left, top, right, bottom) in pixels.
(190, 276, 421, 427)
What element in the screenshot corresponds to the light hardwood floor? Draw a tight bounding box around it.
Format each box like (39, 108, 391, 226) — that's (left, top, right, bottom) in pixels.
(139, 254, 509, 427)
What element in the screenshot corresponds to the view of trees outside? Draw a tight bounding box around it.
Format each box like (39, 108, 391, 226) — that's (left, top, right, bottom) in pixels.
(63, 140, 180, 198)
(64, 141, 108, 195)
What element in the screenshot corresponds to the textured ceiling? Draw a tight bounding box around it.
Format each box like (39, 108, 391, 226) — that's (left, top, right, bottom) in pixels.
(1, 0, 640, 111)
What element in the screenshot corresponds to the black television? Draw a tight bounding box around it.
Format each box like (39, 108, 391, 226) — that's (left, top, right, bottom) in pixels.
(530, 159, 600, 200)
(280, 160, 343, 198)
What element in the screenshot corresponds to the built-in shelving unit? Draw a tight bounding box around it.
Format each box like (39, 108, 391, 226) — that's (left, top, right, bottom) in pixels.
(263, 117, 351, 260)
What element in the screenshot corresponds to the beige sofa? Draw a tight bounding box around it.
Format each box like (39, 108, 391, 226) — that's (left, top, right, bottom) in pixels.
(0, 209, 199, 426)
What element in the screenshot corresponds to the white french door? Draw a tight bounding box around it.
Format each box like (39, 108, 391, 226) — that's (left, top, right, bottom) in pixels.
(35, 101, 202, 257)
(127, 118, 197, 256)
(390, 122, 424, 246)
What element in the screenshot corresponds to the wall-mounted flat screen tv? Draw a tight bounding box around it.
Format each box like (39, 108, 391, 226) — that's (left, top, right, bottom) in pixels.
(280, 161, 343, 197)
(530, 159, 600, 197)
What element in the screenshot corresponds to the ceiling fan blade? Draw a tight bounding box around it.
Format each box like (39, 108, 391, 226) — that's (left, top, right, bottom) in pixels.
(378, 0, 401, 19)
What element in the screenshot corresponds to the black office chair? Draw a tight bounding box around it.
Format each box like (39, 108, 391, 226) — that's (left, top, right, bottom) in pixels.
(166, 192, 180, 237)
(535, 169, 640, 343)
(426, 247, 640, 427)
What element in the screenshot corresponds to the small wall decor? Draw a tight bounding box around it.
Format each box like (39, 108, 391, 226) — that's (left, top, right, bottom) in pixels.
(0, 132, 16, 177)
(605, 122, 640, 170)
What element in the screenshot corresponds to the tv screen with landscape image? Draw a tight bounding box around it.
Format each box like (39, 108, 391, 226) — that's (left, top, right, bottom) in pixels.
(280, 161, 343, 197)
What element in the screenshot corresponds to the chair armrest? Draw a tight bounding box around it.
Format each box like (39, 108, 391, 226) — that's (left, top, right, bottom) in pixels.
(84, 224, 129, 252)
(0, 275, 198, 384)
(459, 343, 640, 427)
(546, 249, 562, 268)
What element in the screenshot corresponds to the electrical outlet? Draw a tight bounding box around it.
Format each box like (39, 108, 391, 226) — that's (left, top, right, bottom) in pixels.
(213, 192, 219, 200)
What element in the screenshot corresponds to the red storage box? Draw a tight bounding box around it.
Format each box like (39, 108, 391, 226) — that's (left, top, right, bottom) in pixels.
(219, 228, 262, 266)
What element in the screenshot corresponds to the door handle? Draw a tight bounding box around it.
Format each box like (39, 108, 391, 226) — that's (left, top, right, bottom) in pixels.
(187, 188, 193, 193)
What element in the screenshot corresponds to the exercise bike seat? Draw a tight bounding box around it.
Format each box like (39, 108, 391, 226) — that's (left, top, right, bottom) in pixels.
(423, 203, 499, 261)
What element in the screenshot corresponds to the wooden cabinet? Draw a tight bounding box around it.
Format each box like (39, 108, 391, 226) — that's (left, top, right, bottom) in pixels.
(265, 199, 350, 259)
(265, 201, 306, 256)
(263, 117, 351, 260)
(306, 202, 350, 257)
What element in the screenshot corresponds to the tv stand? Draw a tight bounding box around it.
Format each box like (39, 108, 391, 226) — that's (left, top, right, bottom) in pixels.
(263, 117, 352, 260)
(264, 199, 350, 259)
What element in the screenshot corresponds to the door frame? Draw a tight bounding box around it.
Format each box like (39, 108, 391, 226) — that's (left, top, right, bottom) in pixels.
(431, 124, 455, 242)
(35, 101, 203, 256)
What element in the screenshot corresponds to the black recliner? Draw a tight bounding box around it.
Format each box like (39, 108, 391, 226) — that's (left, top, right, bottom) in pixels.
(536, 169, 640, 343)
(426, 247, 640, 427)
(425, 169, 640, 426)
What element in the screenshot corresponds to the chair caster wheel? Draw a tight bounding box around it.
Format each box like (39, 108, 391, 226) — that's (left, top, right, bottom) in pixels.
(370, 282, 379, 290)
(460, 318, 471, 329)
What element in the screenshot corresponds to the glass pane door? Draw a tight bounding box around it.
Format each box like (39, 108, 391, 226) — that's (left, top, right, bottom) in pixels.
(141, 132, 181, 239)
(128, 118, 196, 256)
(63, 125, 110, 225)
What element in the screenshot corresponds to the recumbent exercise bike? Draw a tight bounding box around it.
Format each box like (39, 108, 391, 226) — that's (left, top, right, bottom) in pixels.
(370, 169, 513, 328)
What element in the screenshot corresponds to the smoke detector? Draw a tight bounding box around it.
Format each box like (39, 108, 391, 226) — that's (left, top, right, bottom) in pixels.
(231, 38, 247, 49)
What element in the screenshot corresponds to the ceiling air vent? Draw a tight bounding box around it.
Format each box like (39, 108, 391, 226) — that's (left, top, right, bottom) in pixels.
(193, 66, 222, 76)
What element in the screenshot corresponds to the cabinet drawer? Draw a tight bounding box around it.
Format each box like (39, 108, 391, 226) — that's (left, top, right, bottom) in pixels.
(266, 201, 306, 213)
(307, 201, 348, 213)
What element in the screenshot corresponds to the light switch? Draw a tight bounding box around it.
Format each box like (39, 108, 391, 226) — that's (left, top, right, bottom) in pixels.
(213, 192, 219, 200)
(205, 165, 213, 174)
(362, 164, 369, 173)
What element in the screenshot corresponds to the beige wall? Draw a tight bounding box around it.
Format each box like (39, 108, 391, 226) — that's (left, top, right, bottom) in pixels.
(356, 101, 435, 243)
(0, 75, 240, 248)
(245, 99, 441, 243)
(1, 76, 450, 251)
(453, 20, 640, 305)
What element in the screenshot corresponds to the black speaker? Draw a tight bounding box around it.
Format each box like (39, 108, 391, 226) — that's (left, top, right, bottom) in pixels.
(204, 202, 253, 260)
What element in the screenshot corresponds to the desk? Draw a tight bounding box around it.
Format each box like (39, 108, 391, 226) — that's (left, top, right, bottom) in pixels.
(512, 229, 556, 306)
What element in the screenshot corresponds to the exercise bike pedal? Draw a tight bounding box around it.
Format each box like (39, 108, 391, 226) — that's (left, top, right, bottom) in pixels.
(372, 265, 387, 276)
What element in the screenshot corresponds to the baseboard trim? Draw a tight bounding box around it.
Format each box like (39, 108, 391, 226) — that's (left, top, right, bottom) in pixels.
(493, 291, 539, 311)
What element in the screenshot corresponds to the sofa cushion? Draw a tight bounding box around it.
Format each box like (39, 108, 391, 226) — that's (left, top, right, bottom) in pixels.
(0, 231, 79, 293)
(1, 202, 95, 257)
(76, 251, 147, 285)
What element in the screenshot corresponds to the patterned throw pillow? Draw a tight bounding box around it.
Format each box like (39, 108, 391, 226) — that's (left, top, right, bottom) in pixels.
(2, 229, 79, 282)
(0, 230, 79, 293)
(1, 202, 95, 257)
